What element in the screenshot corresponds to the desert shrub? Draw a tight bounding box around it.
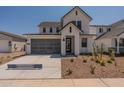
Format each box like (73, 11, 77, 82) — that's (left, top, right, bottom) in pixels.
(90, 57, 94, 61)
(100, 61, 105, 66)
(83, 59, 87, 63)
(65, 69, 73, 76)
(90, 65, 96, 74)
(70, 59, 74, 63)
(107, 60, 113, 64)
(95, 60, 100, 64)
(108, 48, 115, 61)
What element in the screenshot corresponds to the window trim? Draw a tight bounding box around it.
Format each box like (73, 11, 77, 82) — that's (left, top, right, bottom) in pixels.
(43, 27, 46, 33)
(81, 38, 87, 47)
(77, 21, 82, 30)
(69, 27, 72, 33)
(99, 28, 103, 33)
(76, 11, 78, 15)
(50, 27, 53, 33)
(56, 27, 59, 33)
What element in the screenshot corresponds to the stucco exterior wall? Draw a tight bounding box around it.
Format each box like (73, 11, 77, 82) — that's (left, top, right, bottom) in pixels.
(96, 38, 112, 52)
(11, 41, 26, 52)
(62, 8, 90, 34)
(61, 23, 80, 56)
(0, 40, 10, 53)
(80, 36, 95, 54)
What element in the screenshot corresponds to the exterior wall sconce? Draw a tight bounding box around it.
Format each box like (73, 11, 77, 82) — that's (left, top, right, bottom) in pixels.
(63, 38, 65, 42)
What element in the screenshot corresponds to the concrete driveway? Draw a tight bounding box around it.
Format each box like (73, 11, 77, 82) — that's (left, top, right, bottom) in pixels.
(0, 54, 61, 79)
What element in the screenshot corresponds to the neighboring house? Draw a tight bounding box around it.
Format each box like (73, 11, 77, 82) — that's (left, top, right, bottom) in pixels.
(22, 6, 124, 55)
(96, 19, 124, 54)
(0, 31, 26, 53)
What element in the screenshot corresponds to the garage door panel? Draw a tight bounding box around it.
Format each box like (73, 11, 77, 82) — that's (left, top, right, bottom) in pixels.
(31, 39, 61, 54)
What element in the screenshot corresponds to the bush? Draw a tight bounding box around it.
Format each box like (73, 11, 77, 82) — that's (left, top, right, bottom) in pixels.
(95, 60, 100, 64)
(90, 57, 94, 61)
(70, 59, 74, 63)
(100, 62, 105, 66)
(83, 59, 87, 63)
(65, 69, 73, 76)
(90, 65, 96, 74)
(107, 60, 113, 64)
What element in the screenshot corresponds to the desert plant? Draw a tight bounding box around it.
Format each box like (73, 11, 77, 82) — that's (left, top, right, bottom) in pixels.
(90, 64, 96, 74)
(65, 69, 73, 76)
(70, 59, 74, 63)
(108, 48, 115, 61)
(95, 59, 100, 64)
(100, 61, 105, 66)
(90, 57, 94, 61)
(107, 60, 113, 64)
(92, 43, 104, 64)
(83, 59, 87, 63)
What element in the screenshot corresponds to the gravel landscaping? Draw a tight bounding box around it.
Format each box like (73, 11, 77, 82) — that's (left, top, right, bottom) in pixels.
(61, 55, 124, 78)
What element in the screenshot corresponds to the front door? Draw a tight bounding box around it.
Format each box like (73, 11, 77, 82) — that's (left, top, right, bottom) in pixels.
(66, 38, 71, 54)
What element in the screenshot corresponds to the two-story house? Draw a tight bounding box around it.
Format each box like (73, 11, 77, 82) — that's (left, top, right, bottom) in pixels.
(24, 6, 96, 56)
(24, 6, 124, 55)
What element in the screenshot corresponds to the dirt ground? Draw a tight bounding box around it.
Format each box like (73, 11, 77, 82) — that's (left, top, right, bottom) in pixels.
(61, 55, 124, 79)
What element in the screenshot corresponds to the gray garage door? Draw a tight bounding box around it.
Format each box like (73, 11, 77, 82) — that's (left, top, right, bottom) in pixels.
(31, 39, 61, 54)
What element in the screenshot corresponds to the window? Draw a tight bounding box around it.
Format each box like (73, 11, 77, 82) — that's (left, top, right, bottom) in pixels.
(82, 38, 87, 47)
(77, 21, 82, 30)
(76, 11, 78, 15)
(107, 28, 111, 32)
(56, 27, 59, 33)
(69, 27, 72, 33)
(119, 38, 124, 47)
(8, 41, 12, 46)
(99, 28, 103, 33)
(43, 27, 46, 33)
(50, 27, 52, 33)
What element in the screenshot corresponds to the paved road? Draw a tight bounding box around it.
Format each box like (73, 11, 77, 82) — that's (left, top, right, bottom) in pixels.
(0, 78, 124, 87)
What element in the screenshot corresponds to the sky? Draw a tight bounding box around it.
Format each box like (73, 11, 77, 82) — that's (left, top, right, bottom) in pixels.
(0, 6, 124, 35)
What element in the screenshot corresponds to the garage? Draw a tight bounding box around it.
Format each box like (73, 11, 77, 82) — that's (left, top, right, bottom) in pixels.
(31, 39, 61, 54)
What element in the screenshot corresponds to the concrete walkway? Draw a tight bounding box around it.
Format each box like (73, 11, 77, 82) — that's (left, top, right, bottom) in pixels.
(0, 55, 61, 79)
(0, 78, 124, 87)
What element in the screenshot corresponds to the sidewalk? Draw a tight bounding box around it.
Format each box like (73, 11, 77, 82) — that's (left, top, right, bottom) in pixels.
(0, 78, 124, 87)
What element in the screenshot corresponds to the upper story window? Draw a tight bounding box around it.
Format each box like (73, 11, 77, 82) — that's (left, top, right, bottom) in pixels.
(56, 27, 59, 33)
(50, 27, 52, 33)
(77, 21, 82, 30)
(107, 28, 111, 32)
(99, 28, 103, 33)
(82, 38, 87, 47)
(69, 27, 72, 33)
(43, 27, 46, 33)
(76, 11, 78, 15)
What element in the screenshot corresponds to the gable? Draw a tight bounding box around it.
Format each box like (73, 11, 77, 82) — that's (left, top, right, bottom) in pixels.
(60, 22, 83, 33)
(61, 6, 92, 22)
